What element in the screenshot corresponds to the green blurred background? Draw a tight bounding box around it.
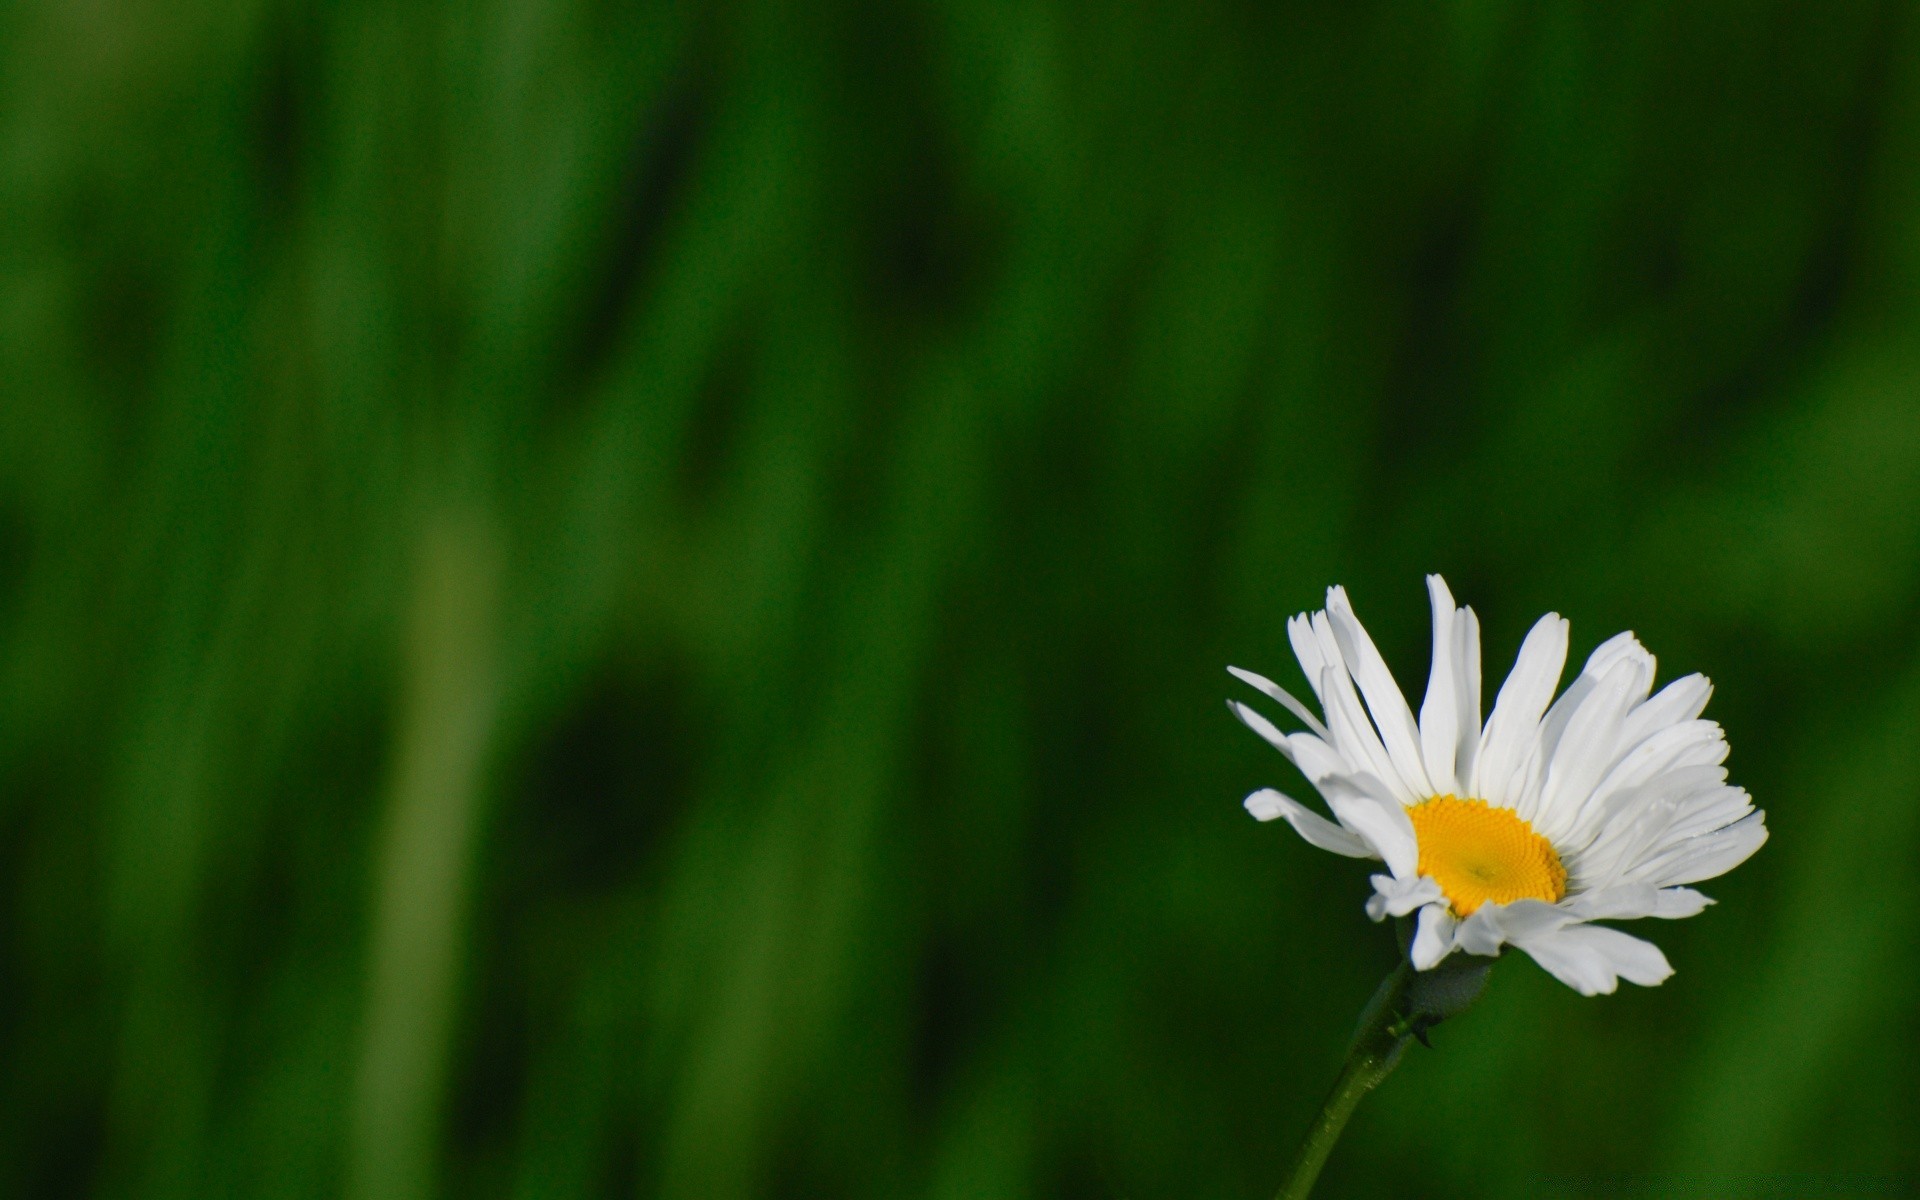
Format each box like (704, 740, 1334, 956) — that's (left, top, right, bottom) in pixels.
(3, 1, 1918, 1197)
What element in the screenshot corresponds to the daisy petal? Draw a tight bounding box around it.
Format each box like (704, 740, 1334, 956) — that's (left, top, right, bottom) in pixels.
(1287, 613, 1332, 708)
(1633, 811, 1769, 886)
(1228, 665, 1332, 741)
(1513, 923, 1673, 995)
(1327, 586, 1434, 797)
(1619, 673, 1713, 750)
(1410, 903, 1458, 969)
(1473, 612, 1569, 807)
(1226, 700, 1295, 759)
(1542, 634, 1655, 745)
(1282, 731, 1351, 786)
(1484, 897, 1571, 941)
(1244, 788, 1377, 858)
(1419, 575, 1461, 795)
(1567, 885, 1714, 921)
(1319, 664, 1419, 803)
(1569, 719, 1730, 851)
(1452, 906, 1508, 956)
(1365, 873, 1443, 921)
(1324, 774, 1419, 878)
(1533, 656, 1648, 837)
(1453, 605, 1483, 784)
(1650, 887, 1715, 918)
(1580, 926, 1675, 987)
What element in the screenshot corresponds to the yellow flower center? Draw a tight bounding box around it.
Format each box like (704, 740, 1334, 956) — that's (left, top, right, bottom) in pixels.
(1407, 795, 1567, 917)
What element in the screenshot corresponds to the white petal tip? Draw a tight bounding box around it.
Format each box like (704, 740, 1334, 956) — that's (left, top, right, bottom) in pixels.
(1226, 665, 1273, 693)
(1244, 789, 1286, 821)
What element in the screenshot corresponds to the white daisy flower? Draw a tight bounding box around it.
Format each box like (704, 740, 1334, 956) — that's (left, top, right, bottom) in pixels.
(1229, 575, 1767, 996)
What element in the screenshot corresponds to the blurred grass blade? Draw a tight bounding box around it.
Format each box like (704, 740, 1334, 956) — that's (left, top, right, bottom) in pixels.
(347, 501, 501, 1200)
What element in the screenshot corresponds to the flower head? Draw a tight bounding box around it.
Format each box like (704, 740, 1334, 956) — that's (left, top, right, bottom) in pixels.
(1229, 576, 1766, 995)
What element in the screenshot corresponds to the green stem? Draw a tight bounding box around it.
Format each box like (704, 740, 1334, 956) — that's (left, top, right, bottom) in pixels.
(1275, 963, 1415, 1200)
